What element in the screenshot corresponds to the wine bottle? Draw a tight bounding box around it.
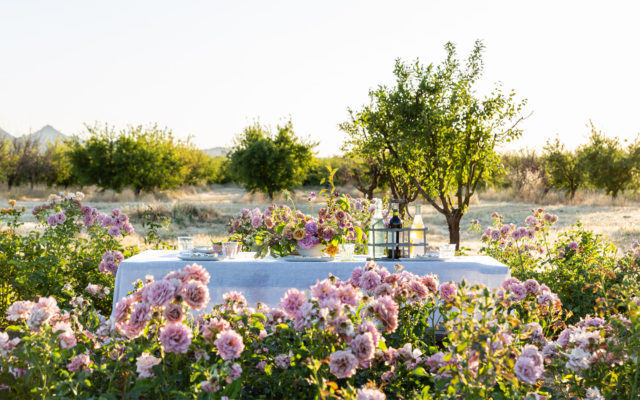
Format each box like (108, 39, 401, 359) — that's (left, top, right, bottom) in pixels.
(387, 203, 402, 259)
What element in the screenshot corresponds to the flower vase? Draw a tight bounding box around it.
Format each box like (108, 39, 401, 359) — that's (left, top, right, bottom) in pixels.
(296, 244, 324, 258)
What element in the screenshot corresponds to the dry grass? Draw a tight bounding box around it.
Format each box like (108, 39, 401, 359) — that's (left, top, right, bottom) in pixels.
(2, 184, 639, 254)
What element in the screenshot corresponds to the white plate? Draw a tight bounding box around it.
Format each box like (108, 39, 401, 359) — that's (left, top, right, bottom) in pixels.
(177, 252, 225, 261)
(283, 255, 334, 262)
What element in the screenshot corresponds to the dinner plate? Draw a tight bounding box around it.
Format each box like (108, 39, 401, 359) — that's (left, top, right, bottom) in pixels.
(177, 252, 225, 261)
(282, 255, 334, 262)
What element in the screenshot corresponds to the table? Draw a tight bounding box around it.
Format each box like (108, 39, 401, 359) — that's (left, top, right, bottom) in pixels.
(112, 251, 510, 315)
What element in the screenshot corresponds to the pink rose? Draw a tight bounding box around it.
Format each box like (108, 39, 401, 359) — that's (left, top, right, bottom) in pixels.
(144, 280, 177, 307)
(280, 288, 307, 318)
(214, 329, 245, 360)
(202, 318, 230, 343)
(163, 303, 185, 323)
(159, 323, 193, 354)
(329, 349, 358, 378)
(350, 333, 375, 362)
(182, 263, 210, 285)
(182, 282, 210, 310)
(438, 282, 457, 302)
(373, 295, 398, 333)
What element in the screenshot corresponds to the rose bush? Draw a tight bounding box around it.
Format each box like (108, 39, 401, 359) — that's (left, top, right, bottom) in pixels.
(476, 209, 640, 322)
(0, 193, 139, 323)
(1, 260, 600, 399)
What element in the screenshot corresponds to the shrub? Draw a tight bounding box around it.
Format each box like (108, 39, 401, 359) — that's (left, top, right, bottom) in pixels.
(0, 261, 573, 399)
(477, 209, 640, 323)
(0, 193, 136, 323)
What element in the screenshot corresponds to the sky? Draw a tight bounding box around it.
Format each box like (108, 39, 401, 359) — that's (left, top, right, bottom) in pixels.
(1, 0, 639, 156)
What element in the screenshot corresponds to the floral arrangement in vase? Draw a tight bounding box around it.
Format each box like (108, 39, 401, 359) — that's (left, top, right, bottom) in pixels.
(228, 169, 374, 258)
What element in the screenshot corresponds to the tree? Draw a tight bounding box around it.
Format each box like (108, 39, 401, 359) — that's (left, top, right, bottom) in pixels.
(578, 121, 637, 198)
(0, 139, 13, 184)
(228, 121, 315, 199)
(342, 41, 527, 249)
(42, 140, 77, 188)
(542, 138, 584, 199)
(345, 155, 387, 200)
(5, 136, 44, 189)
(68, 123, 205, 194)
(499, 149, 548, 193)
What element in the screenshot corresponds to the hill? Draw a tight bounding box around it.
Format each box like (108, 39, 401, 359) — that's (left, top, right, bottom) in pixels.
(29, 125, 67, 145)
(0, 127, 12, 141)
(203, 147, 228, 157)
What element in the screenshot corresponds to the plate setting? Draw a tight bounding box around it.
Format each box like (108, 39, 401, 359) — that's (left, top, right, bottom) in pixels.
(282, 255, 334, 262)
(177, 251, 225, 261)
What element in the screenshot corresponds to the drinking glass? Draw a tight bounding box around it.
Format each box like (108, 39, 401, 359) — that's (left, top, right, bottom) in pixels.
(440, 243, 456, 258)
(222, 242, 240, 259)
(177, 236, 194, 251)
(339, 243, 355, 261)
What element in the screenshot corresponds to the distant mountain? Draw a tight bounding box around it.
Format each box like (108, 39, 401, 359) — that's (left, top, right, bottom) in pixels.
(0, 127, 12, 141)
(203, 147, 229, 157)
(29, 125, 67, 145)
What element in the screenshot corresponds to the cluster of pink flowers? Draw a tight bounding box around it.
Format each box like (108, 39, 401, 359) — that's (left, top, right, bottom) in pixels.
(114, 263, 210, 350)
(481, 209, 559, 255)
(6, 296, 60, 332)
(32, 192, 134, 238)
(98, 208, 134, 237)
(351, 261, 441, 305)
(497, 277, 560, 309)
(85, 283, 110, 298)
(543, 314, 626, 375)
(46, 211, 67, 227)
(99, 250, 125, 275)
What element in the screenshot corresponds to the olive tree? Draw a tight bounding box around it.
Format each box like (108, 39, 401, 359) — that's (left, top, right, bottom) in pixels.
(342, 41, 527, 249)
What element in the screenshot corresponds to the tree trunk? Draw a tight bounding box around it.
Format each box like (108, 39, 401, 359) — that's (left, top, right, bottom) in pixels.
(445, 212, 463, 251)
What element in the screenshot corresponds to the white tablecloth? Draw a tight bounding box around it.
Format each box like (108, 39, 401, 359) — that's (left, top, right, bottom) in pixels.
(112, 251, 510, 314)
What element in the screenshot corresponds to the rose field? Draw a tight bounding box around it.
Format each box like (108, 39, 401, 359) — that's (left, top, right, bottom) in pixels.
(0, 191, 639, 400)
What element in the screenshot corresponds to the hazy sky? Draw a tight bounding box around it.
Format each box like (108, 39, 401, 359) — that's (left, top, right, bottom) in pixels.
(1, 1, 639, 155)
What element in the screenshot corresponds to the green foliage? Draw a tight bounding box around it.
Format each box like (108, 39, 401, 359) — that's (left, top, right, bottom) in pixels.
(542, 138, 584, 198)
(342, 40, 526, 248)
(228, 120, 316, 199)
(0, 194, 136, 323)
(68, 123, 216, 194)
(578, 121, 639, 198)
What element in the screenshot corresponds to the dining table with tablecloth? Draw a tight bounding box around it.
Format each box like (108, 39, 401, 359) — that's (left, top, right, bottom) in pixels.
(111, 250, 510, 316)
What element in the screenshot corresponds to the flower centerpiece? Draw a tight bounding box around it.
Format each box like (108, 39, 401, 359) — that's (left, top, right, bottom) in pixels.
(228, 171, 374, 258)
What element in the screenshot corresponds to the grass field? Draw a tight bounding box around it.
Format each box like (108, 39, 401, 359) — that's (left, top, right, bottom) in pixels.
(2, 184, 640, 254)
